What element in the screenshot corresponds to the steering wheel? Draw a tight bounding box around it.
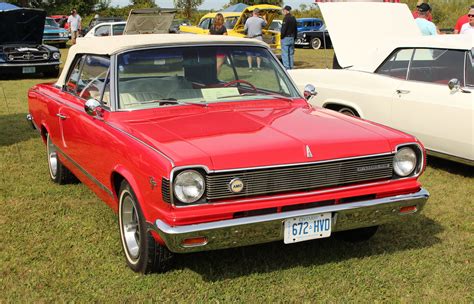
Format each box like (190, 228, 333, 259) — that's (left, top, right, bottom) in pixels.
(223, 79, 258, 92)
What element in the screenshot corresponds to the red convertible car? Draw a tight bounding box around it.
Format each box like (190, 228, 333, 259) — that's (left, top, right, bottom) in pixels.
(27, 34, 429, 273)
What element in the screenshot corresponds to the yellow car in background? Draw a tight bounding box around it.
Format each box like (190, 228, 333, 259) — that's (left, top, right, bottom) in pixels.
(180, 4, 281, 55)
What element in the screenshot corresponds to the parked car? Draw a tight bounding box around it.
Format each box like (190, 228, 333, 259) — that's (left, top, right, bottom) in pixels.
(43, 17, 69, 48)
(50, 14, 68, 29)
(82, 16, 125, 36)
(296, 18, 323, 32)
(169, 19, 190, 33)
(84, 21, 126, 37)
(180, 5, 282, 56)
(295, 25, 332, 50)
(289, 3, 473, 165)
(27, 33, 429, 273)
(0, 7, 61, 77)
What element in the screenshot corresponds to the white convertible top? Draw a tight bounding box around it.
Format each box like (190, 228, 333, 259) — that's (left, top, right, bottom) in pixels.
(56, 34, 266, 87)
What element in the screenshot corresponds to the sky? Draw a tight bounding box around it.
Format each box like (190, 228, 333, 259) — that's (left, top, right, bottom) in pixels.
(110, 0, 317, 10)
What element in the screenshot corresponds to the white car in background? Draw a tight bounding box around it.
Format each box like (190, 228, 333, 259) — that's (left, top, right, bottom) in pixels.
(290, 3, 473, 166)
(84, 21, 126, 37)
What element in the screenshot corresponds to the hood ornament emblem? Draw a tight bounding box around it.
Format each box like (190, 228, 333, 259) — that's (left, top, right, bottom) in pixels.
(306, 145, 313, 158)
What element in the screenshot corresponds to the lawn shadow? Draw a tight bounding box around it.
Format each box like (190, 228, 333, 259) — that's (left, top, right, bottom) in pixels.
(426, 156, 473, 178)
(0, 113, 37, 147)
(174, 215, 442, 281)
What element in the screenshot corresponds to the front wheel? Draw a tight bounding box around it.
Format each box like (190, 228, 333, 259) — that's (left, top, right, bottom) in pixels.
(311, 37, 322, 50)
(118, 180, 173, 273)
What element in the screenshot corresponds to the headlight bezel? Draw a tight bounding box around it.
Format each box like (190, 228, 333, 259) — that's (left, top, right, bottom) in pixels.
(393, 144, 423, 178)
(172, 169, 206, 205)
(52, 52, 60, 60)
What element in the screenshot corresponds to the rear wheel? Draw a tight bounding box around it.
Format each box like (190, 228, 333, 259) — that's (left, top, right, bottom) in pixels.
(335, 226, 379, 242)
(311, 37, 322, 50)
(118, 180, 173, 274)
(46, 133, 75, 184)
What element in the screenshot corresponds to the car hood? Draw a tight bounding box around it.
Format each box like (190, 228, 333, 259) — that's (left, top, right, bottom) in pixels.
(318, 2, 420, 69)
(234, 4, 281, 31)
(124, 8, 176, 35)
(110, 102, 404, 170)
(0, 8, 46, 45)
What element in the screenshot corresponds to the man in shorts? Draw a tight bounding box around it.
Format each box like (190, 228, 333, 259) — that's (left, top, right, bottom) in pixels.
(244, 8, 266, 70)
(68, 9, 82, 45)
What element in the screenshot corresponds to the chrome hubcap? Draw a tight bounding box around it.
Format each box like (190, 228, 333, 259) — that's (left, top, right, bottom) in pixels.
(121, 194, 140, 260)
(47, 135, 58, 178)
(312, 39, 321, 49)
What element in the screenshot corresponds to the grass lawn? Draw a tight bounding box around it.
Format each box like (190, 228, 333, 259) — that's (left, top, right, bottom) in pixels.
(1, 48, 473, 302)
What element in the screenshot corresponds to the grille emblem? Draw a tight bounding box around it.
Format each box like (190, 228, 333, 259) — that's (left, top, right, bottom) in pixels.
(356, 164, 390, 172)
(228, 178, 244, 193)
(306, 145, 313, 158)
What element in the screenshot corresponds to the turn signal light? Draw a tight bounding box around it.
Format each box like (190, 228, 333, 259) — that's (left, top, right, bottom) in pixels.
(399, 205, 417, 214)
(181, 237, 208, 248)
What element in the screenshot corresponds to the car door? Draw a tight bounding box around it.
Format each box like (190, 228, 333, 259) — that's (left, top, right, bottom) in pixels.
(58, 54, 112, 184)
(391, 48, 472, 160)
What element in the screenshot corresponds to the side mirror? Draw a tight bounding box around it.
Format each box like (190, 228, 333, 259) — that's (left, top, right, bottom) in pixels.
(304, 84, 317, 100)
(84, 98, 101, 116)
(448, 78, 461, 92)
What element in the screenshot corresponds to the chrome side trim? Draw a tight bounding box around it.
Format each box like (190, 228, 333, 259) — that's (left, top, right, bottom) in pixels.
(427, 149, 474, 166)
(104, 122, 175, 167)
(152, 188, 429, 253)
(0, 61, 60, 67)
(55, 146, 114, 197)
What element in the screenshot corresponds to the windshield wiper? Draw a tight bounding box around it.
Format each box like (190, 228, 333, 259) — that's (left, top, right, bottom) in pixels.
(149, 98, 208, 107)
(217, 92, 294, 103)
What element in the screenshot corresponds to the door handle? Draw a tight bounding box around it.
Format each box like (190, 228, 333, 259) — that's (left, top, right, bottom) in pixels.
(396, 89, 410, 95)
(56, 113, 67, 120)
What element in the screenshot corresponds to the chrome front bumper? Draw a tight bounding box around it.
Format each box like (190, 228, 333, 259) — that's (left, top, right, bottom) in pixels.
(151, 188, 429, 253)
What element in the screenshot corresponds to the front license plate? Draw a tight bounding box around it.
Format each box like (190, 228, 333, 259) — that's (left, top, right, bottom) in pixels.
(284, 213, 332, 244)
(22, 67, 35, 74)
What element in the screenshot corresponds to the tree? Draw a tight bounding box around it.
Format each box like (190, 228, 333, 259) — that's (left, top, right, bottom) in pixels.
(131, 0, 157, 8)
(174, 0, 203, 19)
(229, 0, 282, 6)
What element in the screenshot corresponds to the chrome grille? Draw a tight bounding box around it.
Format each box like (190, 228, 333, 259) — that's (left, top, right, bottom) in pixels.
(6, 51, 49, 62)
(206, 154, 394, 201)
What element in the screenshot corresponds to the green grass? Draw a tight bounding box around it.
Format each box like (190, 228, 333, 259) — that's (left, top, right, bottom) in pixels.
(1, 48, 473, 302)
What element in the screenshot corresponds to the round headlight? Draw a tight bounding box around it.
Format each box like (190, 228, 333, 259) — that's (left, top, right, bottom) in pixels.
(8, 54, 14, 61)
(393, 147, 417, 177)
(42, 53, 49, 59)
(173, 170, 205, 204)
(53, 52, 60, 60)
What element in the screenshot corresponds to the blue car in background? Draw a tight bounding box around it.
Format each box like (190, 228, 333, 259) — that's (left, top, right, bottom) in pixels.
(296, 18, 323, 32)
(43, 17, 69, 48)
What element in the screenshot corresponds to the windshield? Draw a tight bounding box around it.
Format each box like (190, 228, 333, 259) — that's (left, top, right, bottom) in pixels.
(45, 18, 59, 27)
(116, 46, 299, 110)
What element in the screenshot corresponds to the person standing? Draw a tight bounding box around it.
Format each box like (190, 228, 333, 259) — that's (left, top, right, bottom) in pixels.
(414, 3, 437, 36)
(67, 9, 82, 45)
(244, 8, 266, 70)
(454, 5, 474, 34)
(209, 13, 228, 74)
(460, 8, 474, 36)
(280, 5, 297, 70)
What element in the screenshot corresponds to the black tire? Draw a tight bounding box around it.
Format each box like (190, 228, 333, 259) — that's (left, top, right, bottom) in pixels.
(46, 133, 76, 184)
(335, 226, 379, 242)
(338, 107, 359, 117)
(44, 69, 60, 78)
(118, 180, 173, 274)
(311, 37, 322, 50)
